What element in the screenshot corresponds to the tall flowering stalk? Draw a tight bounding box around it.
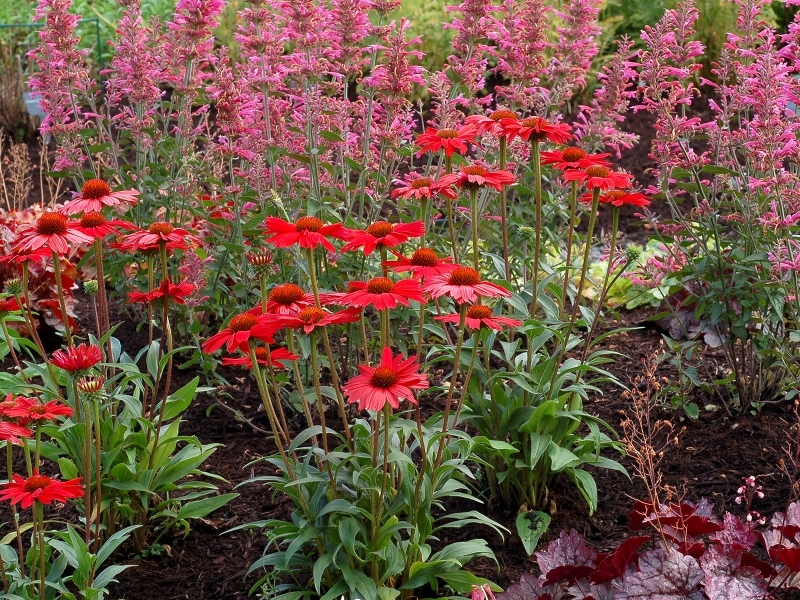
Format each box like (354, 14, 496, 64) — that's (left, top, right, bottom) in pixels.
(27, 0, 94, 174)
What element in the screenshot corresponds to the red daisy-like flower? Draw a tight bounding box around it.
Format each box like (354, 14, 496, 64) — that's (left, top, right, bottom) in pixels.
(0, 472, 83, 509)
(0, 245, 51, 266)
(424, 266, 511, 304)
(500, 116, 572, 145)
(465, 109, 518, 137)
(341, 221, 425, 256)
(0, 296, 22, 316)
(454, 164, 516, 191)
(343, 346, 429, 411)
(60, 179, 139, 215)
(128, 279, 196, 305)
(202, 309, 279, 354)
(276, 306, 362, 335)
(541, 147, 611, 171)
(6, 398, 73, 422)
(563, 165, 633, 191)
(267, 283, 316, 315)
(264, 216, 349, 253)
(50, 343, 103, 374)
(0, 422, 33, 445)
(74, 211, 135, 240)
(221, 346, 299, 370)
(435, 304, 521, 331)
(383, 247, 458, 279)
(14, 212, 93, 255)
(118, 222, 199, 253)
(580, 189, 651, 208)
(0, 394, 21, 419)
(391, 174, 458, 201)
(415, 124, 477, 158)
(341, 277, 426, 311)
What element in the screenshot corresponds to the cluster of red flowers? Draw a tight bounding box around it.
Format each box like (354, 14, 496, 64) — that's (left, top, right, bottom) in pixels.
(0, 393, 81, 509)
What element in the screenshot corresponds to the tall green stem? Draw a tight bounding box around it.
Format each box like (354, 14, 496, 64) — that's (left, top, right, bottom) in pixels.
(498, 136, 510, 281)
(433, 304, 467, 470)
(530, 141, 543, 319)
(51, 252, 73, 347)
(560, 181, 579, 318)
(470, 187, 480, 271)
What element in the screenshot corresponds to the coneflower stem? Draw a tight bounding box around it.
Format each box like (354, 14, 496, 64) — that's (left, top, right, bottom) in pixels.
(561, 181, 579, 318)
(499, 136, 510, 281)
(51, 251, 73, 347)
(470, 187, 480, 271)
(433, 304, 467, 471)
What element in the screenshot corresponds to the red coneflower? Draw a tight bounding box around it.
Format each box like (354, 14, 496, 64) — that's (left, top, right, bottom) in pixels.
(500, 116, 572, 145)
(0, 472, 83, 509)
(0, 246, 51, 266)
(14, 212, 92, 255)
(341, 277, 426, 311)
(60, 179, 139, 215)
(343, 346, 429, 411)
(6, 398, 73, 422)
(541, 147, 611, 171)
(391, 175, 458, 201)
(0, 296, 22, 316)
(415, 125, 477, 158)
(276, 306, 362, 335)
(341, 221, 425, 255)
(221, 346, 299, 370)
(0, 422, 33, 445)
(580, 190, 651, 208)
(202, 309, 278, 354)
(264, 216, 349, 253)
(118, 222, 199, 253)
(454, 165, 516, 192)
(74, 211, 135, 240)
(563, 165, 633, 191)
(50, 343, 103, 374)
(435, 304, 521, 331)
(127, 279, 196, 305)
(383, 247, 458, 279)
(267, 283, 315, 315)
(465, 109, 518, 137)
(424, 266, 511, 304)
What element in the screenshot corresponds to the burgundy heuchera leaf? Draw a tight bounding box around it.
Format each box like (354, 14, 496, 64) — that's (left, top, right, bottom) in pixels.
(700, 544, 767, 600)
(616, 547, 704, 600)
(536, 529, 598, 577)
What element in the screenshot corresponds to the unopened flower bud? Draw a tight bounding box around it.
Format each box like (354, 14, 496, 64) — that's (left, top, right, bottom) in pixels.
(4, 278, 23, 297)
(77, 376, 105, 401)
(625, 244, 643, 263)
(84, 280, 99, 295)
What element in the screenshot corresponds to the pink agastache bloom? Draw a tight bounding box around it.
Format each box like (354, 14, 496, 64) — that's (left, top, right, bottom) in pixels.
(444, 0, 493, 97)
(28, 0, 94, 172)
(489, 0, 550, 110)
(362, 19, 425, 98)
(637, 0, 708, 173)
(207, 49, 260, 161)
(105, 0, 163, 149)
(574, 37, 639, 157)
(545, 0, 602, 108)
(769, 240, 800, 276)
(278, 0, 334, 79)
(329, 0, 371, 79)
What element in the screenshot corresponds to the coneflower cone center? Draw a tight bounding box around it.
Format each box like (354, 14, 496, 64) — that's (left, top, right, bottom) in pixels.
(294, 216, 323, 232)
(36, 213, 68, 235)
(449, 267, 480, 286)
(605, 190, 626, 200)
(463, 166, 487, 176)
(490, 109, 516, 121)
(24, 475, 52, 492)
(366, 221, 394, 238)
(411, 178, 432, 189)
(148, 222, 175, 235)
(562, 148, 587, 162)
(436, 128, 458, 139)
(520, 117, 545, 129)
(269, 284, 304, 305)
(585, 165, 610, 178)
(253, 348, 270, 361)
(411, 248, 439, 267)
(466, 305, 493, 319)
(298, 307, 325, 323)
(371, 366, 398, 388)
(229, 313, 258, 332)
(366, 277, 395, 294)
(29, 405, 48, 415)
(80, 211, 106, 227)
(81, 179, 111, 199)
